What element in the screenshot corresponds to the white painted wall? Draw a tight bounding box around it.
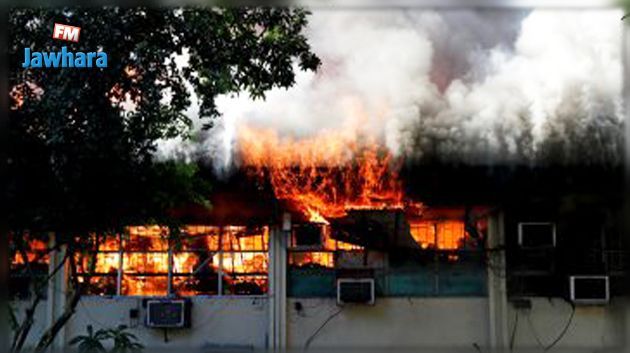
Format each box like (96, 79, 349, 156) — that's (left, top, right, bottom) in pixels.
(506, 297, 628, 351)
(64, 296, 270, 350)
(286, 297, 489, 349)
(14, 295, 629, 351)
(9, 300, 50, 349)
(9, 218, 629, 351)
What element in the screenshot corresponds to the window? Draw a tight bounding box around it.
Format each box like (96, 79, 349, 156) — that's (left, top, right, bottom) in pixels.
(77, 225, 269, 297)
(410, 220, 468, 250)
(288, 223, 362, 269)
(401, 220, 486, 296)
(9, 234, 50, 300)
(287, 218, 486, 297)
(287, 224, 362, 297)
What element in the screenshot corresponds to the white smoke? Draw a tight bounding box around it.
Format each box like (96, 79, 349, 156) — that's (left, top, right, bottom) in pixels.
(416, 9, 623, 164)
(156, 8, 623, 170)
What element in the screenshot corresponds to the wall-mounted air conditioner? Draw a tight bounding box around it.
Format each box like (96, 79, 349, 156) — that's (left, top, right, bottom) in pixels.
(570, 275, 609, 305)
(336, 278, 375, 305)
(145, 299, 192, 328)
(518, 222, 556, 248)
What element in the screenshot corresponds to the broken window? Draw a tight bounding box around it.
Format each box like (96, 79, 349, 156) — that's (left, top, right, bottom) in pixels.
(77, 225, 269, 297)
(288, 216, 486, 298)
(288, 223, 362, 268)
(287, 223, 363, 297)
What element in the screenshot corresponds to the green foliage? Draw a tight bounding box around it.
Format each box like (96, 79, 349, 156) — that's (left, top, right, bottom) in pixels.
(7, 7, 319, 235)
(69, 325, 144, 353)
(108, 325, 144, 353)
(7, 8, 318, 351)
(68, 325, 108, 353)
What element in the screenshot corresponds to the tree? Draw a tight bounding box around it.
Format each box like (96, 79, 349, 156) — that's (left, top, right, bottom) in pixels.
(7, 7, 320, 353)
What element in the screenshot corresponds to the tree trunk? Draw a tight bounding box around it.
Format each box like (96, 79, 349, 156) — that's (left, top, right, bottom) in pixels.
(13, 251, 68, 353)
(33, 245, 82, 353)
(11, 231, 38, 353)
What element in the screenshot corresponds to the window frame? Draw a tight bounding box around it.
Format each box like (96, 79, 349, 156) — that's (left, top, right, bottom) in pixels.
(77, 225, 270, 298)
(287, 219, 487, 297)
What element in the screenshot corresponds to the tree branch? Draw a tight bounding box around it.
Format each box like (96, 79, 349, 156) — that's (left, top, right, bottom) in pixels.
(33, 247, 81, 353)
(12, 251, 69, 353)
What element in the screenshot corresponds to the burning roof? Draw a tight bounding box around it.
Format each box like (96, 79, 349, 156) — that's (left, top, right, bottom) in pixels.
(237, 125, 422, 224)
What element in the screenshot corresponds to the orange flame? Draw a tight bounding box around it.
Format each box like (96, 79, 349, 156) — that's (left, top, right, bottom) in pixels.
(409, 220, 467, 251)
(11, 237, 49, 267)
(79, 225, 269, 296)
(238, 126, 408, 223)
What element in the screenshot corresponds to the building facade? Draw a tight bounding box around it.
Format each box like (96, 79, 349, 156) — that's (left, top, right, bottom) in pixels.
(10, 202, 630, 352)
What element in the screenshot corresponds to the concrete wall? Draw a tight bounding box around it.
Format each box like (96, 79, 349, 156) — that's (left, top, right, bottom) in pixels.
(10, 296, 270, 351)
(9, 300, 50, 349)
(13, 295, 629, 351)
(9, 216, 629, 351)
(286, 297, 489, 349)
(65, 296, 270, 350)
(506, 298, 628, 351)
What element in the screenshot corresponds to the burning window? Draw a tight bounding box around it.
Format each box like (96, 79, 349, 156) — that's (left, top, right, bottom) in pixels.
(409, 220, 467, 251)
(9, 234, 50, 299)
(77, 225, 269, 297)
(288, 223, 362, 269)
(288, 216, 487, 298)
(76, 234, 121, 296)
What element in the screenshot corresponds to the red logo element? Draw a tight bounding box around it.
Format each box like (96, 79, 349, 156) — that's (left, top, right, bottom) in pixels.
(52, 23, 81, 42)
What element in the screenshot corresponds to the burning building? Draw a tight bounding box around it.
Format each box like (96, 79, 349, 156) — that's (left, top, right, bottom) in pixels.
(10, 119, 629, 351)
(8, 6, 630, 353)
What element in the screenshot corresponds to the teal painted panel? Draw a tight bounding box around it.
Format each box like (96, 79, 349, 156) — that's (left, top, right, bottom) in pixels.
(287, 256, 487, 297)
(287, 268, 335, 297)
(385, 269, 436, 296)
(438, 267, 487, 296)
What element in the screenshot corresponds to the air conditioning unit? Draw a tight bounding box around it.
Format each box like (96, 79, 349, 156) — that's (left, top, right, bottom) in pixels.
(518, 222, 556, 248)
(337, 278, 375, 305)
(145, 299, 191, 328)
(570, 275, 609, 305)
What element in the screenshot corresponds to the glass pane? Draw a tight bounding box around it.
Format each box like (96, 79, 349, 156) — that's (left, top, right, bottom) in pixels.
(77, 252, 120, 275)
(175, 226, 220, 251)
(436, 221, 466, 250)
(124, 226, 168, 251)
(221, 226, 268, 251)
(93, 234, 121, 252)
(410, 221, 466, 250)
(223, 275, 268, 295)
(10, 236, 50, 270)
(173, 274, 220, 296)
(289, 252, 334, 269)
(78, 275, 118, 296)
(122, 252, 169, 274)
(410, 222, 436, 249)
(221, 252, 268, 274)
(121, 275, 168, 296)
(183, 225, 221, 237)
(172, 252, 220, 274)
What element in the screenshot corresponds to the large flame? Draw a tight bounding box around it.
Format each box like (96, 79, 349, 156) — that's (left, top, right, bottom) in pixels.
(238, 126, 408, 223)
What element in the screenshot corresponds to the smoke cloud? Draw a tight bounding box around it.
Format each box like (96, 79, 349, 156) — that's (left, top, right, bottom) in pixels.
(157, 8, 624, 171)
